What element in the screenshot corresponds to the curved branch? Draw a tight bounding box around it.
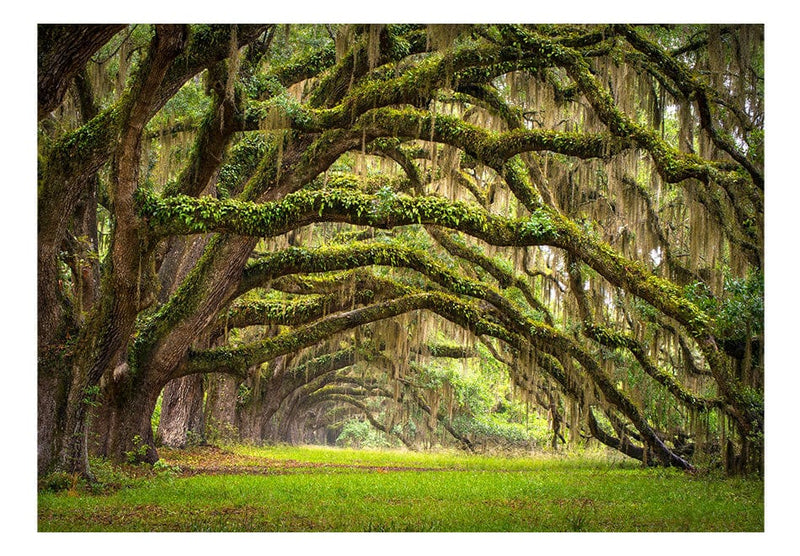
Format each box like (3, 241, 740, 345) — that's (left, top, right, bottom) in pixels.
(426, 226, 554, 325)
(582, 322, 724, 412)
(614, 24, 763, 189)
(142, 187, 715, 350)
(38, 24, 126, 120)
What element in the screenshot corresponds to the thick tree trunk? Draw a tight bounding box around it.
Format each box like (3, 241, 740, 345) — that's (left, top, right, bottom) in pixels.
(235, 357, 291, 443)
(156, 374, 205, 448)
(275, 399, 299, 444)
(41, 26, 190, 476)
(204, 373, 241, 443)
(91, 367, 162, 464)
(37, 26, 275, 477)
(236, 397, 266, 443)
(37, 364, 71, 475)
(283, 417, 307, 445)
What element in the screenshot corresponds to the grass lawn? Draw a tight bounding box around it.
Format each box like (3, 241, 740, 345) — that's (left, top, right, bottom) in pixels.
(37, 445, 764, 532)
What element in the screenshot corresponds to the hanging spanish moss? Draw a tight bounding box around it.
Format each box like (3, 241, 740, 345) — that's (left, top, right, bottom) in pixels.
(334, 25, 354, 64)
(366, 25, 385, 71)
(425, 25, 470, 52)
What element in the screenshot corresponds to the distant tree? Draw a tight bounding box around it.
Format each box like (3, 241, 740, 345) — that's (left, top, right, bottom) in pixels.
(38, 24, 763, 477)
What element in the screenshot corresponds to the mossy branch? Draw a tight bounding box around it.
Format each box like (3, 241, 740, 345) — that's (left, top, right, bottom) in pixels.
(139, 187, 558, 246)
(217, 288, 379, 333)
(141, 185, 715, 359)
(613, 24, 763, 189)
(353, 107, 634, 169)
(582, 322, 724, 412)
(184, 293, 433, 375)
(269, 269, 413, 299)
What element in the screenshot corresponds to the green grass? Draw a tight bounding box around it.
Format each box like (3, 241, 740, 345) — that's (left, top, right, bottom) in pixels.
(38, 445, 763, 532)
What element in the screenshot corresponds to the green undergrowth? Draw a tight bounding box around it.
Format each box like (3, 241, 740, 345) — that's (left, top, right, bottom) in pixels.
(38, 445, 763, 532)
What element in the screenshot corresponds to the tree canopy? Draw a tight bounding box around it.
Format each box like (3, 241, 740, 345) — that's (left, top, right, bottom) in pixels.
(37, 23, 764, 477)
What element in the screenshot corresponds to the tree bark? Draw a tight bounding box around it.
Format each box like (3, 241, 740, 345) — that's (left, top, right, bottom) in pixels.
(156, 374, 206, 448)
(49, 26, 189, 474)
(90, 365, 162, 465)
(38, 25, 126, 120)
(37, 363, 71, 475)
(204, 373, 241, 443)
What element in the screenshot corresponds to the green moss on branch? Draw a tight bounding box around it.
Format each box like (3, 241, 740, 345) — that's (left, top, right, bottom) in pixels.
(138, 187, 558, 246)
(583, 322, 724, 412)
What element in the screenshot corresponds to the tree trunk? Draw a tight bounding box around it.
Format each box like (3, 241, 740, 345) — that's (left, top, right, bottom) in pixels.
(236, 357, 291, 443)
(276, 393, 314, 445)
(156, 374, 205, 448)
(204, 373, 240, 443)
(235, 376, 269, 444)
(37, 363, 71, 475)
(90, 367, 162, 464)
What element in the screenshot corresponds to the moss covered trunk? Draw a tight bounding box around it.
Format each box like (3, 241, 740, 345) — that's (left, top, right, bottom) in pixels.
(91, 369, 162, 465)
(37, 361, 72, 475)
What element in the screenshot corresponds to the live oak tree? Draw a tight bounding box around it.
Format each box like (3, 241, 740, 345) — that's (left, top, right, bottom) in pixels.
(38, 23, 763, 477)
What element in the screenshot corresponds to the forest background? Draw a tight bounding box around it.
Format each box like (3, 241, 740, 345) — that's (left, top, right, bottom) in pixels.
(11, 0, 799, 553)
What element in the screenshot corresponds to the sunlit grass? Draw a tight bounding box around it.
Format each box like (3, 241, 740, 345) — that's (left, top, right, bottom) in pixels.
(38, 445, 763, 532)
(228, 443, 642, 470)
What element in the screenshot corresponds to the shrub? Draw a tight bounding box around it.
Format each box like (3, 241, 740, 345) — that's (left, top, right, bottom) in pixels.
(88, 457, 139, 493)
(125, 435, 150, 464)
(205, 418, 240, 446)
(39, 471, 74, 493)
(336, 418, 398, 449)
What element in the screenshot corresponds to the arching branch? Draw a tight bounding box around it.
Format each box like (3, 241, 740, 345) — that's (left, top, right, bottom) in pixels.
(38, 25, 126, 120)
